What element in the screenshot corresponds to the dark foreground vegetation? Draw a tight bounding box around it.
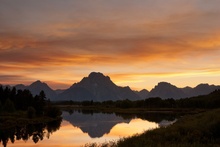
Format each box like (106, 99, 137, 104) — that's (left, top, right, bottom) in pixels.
(0, 86, 62, 147)
(0, 86, 61, 119)
(0, 118, 62, 147)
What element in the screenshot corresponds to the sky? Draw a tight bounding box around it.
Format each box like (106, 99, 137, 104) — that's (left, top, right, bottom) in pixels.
(0, 0, 220, 91)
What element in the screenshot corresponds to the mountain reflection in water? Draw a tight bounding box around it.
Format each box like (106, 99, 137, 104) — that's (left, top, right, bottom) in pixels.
(62, 111, 131, 138)
(3, 111, 177, 147)
(62, 110, 177, 138)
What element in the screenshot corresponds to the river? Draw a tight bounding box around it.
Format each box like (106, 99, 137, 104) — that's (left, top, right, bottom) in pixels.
(3, 110, 177, 147)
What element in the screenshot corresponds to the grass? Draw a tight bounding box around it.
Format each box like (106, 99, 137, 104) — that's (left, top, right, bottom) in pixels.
(84, 109, 220, 147)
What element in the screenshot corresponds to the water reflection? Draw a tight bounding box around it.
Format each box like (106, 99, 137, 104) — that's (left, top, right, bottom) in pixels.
(3, 111, 177, 147)
(62, 111, 130, 138)
(0, 118, 62, 147)
(115, 112, 177, 123)
(62, 110, 177, 139)
(158, 119, 177, 127)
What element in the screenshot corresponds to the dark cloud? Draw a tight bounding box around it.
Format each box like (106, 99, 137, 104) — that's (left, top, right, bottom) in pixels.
(0, 75, 25, 80)
(0, 74, 31, 86)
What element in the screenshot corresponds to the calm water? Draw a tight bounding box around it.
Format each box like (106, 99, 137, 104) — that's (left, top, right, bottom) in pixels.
(3, 110, 177, 147)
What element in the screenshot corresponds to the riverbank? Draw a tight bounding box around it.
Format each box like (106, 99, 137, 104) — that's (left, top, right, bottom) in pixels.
(85, 108, 220, 147)
(0, 111, 62, 129)
(57, 104, 206, 115)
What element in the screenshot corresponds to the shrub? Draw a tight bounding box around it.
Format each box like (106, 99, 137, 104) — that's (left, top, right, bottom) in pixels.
(3, 99, 16, 113)
(45, 106, 62, 118)
(27, 106, 36, 119)
(0, 101, 2, 113)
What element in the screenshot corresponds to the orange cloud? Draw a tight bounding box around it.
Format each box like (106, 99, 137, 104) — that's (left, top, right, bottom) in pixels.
(1, 0, 220, 89)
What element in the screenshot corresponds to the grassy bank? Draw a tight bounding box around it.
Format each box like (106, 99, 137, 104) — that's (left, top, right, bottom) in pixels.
(85, 109, 220, 147)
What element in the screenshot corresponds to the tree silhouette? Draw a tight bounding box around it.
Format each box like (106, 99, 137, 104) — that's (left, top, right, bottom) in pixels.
(0, 86, 61, 118)
(27, 106, 36, 118)
(3, 99, 15, 113)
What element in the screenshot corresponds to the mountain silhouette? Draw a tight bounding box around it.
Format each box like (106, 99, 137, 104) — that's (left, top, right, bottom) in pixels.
(182, 84, 220, 97)
(55, 89, 66, 95)
(62, 111, 130, 138)
(147, 82, 220, 99)
(135, 89, 149, 99)
(1, 73, 220, 101)
(148, 82, 187, 99)
(58, 72, 140, 101)
(15, 80, 57, 100)
(14, 84, 26, 90)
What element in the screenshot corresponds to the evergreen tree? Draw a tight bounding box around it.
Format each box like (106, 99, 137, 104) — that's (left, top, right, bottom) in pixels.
(3, 99, 16, 113)
(27, 106, 36, 119)
(0, 101, 2, 113)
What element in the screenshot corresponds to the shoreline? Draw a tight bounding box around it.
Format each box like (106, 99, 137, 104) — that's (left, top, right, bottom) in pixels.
(56, 104, 207, 114)
(0, 112, 62, 129)
(84, 108, 220, 147)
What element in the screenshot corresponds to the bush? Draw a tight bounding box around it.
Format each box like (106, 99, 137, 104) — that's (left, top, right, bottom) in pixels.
(3, 99, 16, 113)
(45, 106, 62, 118)
(0, 101, 2, 113)
(27, 106, 36, 119)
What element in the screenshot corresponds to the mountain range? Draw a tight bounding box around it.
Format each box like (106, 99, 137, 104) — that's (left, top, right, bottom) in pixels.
(148, 82, 220, 99)
(1, 72, 220, 101)
(14, 80, 57, 100)
(59, 72, 140, 101)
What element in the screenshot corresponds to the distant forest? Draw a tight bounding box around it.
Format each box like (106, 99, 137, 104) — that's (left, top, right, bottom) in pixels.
(0, 86, 61, 118)
(1, 85, 220, 113)
(57, 89, 220, 109)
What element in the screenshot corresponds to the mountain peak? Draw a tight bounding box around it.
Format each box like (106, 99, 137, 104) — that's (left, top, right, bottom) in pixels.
(88, 72, 107, 79)
(140, 89, 149, 93)
(157, 82, 173, 86)
(195, 83, 210, 88)
(83, 72, 112, 84)
(31, 80, 43, 85)
(149, 82, 185, 99)
(29, 80, 56, 99)
(29, 80, 50, 90)
(135, 89, 149, 99)
(89, 72, 103, 76)
(60, 72, 140, 101)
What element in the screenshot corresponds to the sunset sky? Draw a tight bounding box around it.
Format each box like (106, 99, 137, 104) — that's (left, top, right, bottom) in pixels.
(1, 0, 220, 90)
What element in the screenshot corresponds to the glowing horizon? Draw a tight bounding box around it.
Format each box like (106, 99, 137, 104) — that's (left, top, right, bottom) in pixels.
(1, 0, 220, 91)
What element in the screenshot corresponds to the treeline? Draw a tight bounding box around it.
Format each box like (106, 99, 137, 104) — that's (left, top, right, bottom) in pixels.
(56, 89, 220, 109)
(0, 86, 61, 118)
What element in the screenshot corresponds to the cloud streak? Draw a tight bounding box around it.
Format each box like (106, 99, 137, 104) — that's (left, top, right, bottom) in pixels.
(0, 0, 220, 89)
